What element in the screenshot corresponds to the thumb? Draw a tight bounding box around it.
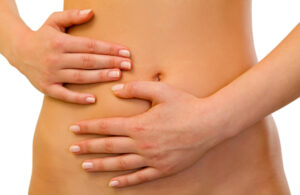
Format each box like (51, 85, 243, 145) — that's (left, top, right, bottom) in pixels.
(111, 81, 175, 104)
(45, 9, 94, 30)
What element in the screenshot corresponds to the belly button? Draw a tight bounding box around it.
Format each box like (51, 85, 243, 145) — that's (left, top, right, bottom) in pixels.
(153, 72, 162, 82)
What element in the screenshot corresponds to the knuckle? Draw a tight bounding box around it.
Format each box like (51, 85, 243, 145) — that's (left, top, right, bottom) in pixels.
(78, 122, 88, 132)
(132, 119, 146, 132)
(44, 54, 59, 66)
(81, 54, 93, 68)
(73, 71, 84, 82)
(58, 88, 69, 101)
(97, 120, 108, 131)
(43, 68, 54, 82)
(81, 140, 91, 152)
(87, 39, 97, 53)
(108, 45, 117, 55)
(139, 141, 155, 151)
(108, 57, 117, 67)
(126, 82, 137, 94)
(97, 70, 106, 80)
(68, 9, 80, 19)
(50, 36, 64, 49)
(118, 157, 128, 170)
(104, 138, 114, 153)
(94, 160, 104, 170)
(149, 153, 163, 162)
(136, 171, 148, 182)
(49, 11, 60, 19)
(73, 95, 82, 103)
(132, 123, 146, 132)
(122, 176, 129, 186)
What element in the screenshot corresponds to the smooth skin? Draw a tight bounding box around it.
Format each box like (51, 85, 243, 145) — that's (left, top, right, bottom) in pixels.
(0, 1, 132, 104)
(69, 23, 300, 187)
(0, 0, 298, 191)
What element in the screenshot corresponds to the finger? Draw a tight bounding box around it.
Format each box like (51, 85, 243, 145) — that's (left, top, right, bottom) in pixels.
(45, 84, 96, 104)
(82, 154, 146, 172)
(69, 137, 137, 154)
(111, 81, 174, 103)
(62, 34, 131, 57)
(108, 167, 161, 188)
(57, 68, 121, 84)
(69, 117, 132, 136)
(60, 53, 132, 70)
(46, 9, 94, 29)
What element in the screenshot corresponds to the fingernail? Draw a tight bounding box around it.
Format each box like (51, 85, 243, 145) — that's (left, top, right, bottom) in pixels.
(69, 145, 80, 152)
(82, 162, 93, 169)
(86, 97, 96, 103)
(120, 61, 131, 69)
(109, 180, 119, 187)
(69, 125, 80, 132)
(119, 50, 130, 57)
(112, 84, 124, 91)
(108, 70, 120, 78)
(80, 9, 92, 15)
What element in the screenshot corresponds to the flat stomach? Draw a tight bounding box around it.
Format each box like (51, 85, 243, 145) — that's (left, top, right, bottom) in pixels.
(29, 0, 286, 194)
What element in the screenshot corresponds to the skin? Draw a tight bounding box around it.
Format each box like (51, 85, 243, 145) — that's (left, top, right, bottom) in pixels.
(0, 1, 132, 104)
(70, 21, 300, 187)
(69, 81, 229, 187)
(0, 0, 295, 194)
(66, 0, 299, 189)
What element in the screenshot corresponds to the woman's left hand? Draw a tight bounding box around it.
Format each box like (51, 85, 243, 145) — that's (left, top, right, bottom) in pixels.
(69, 81, 229, 188)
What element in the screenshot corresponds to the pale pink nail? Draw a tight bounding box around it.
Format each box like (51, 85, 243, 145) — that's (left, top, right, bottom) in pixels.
(119, 50, 130, 57)
(111, 84, 124, 91)
(82, 162, 93, 169)
(109, 180, 119, 187)
(69, 145, 80, 152)
(120, 61, 131, 69)
(108, 70, 120, 78)
(69, 125, 80, 132)
(86, 97, 95, 103)
(80, 9, 92, 15)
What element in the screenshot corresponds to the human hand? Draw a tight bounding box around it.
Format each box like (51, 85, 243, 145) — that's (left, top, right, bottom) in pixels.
(69, 81, 230, 187)
(8, 9, 132, 104)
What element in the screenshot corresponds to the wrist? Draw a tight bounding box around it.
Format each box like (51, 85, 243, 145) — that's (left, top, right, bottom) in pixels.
(4, 24, 33, 68)
(0, 14, 33, 67)
(198, 93, 236, 147)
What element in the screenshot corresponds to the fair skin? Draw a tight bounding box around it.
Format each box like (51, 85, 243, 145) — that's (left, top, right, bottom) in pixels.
(0, 1, 132, 104)
(1, 0, 299, 190)
(69, 23, 300, 187)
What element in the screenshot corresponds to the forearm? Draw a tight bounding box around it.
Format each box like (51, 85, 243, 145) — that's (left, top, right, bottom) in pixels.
(0, 0, 31, 60)
(212, 23, 300, 138)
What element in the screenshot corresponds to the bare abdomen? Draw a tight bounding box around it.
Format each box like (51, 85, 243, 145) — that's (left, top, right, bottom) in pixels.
(29, 0, 289, 194)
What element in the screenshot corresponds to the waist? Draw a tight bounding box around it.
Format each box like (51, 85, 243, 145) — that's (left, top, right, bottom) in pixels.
(63, 0, 257, 97)
(29, 1, 284, 193)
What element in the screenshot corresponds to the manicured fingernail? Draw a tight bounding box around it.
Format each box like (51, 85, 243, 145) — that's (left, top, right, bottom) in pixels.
(69, 145, 80, 152)
(120, 61, 131, 69)
(80, 9, 92, 15)
(119, 50, 130, 57)
(108, 70, 120, 78)
(82, 162, 93, 169)
(109, 180, 119, 187)
(112, 84, 124, 91)
(69, 125, 80, 132)
(86, 97, 95, 103)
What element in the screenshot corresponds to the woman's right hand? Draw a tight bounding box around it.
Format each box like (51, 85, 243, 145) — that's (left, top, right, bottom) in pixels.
(8, 9, 132, 104)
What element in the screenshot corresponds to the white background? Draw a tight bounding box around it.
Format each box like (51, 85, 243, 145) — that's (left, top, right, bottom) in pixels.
(0, 0, 299, 194)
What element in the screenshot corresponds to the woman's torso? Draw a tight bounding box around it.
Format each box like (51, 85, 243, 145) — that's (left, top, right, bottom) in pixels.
(29, 0, 290, 194)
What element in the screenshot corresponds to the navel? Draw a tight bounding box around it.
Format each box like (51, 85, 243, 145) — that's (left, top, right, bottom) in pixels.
(153, 72, 162, 82)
